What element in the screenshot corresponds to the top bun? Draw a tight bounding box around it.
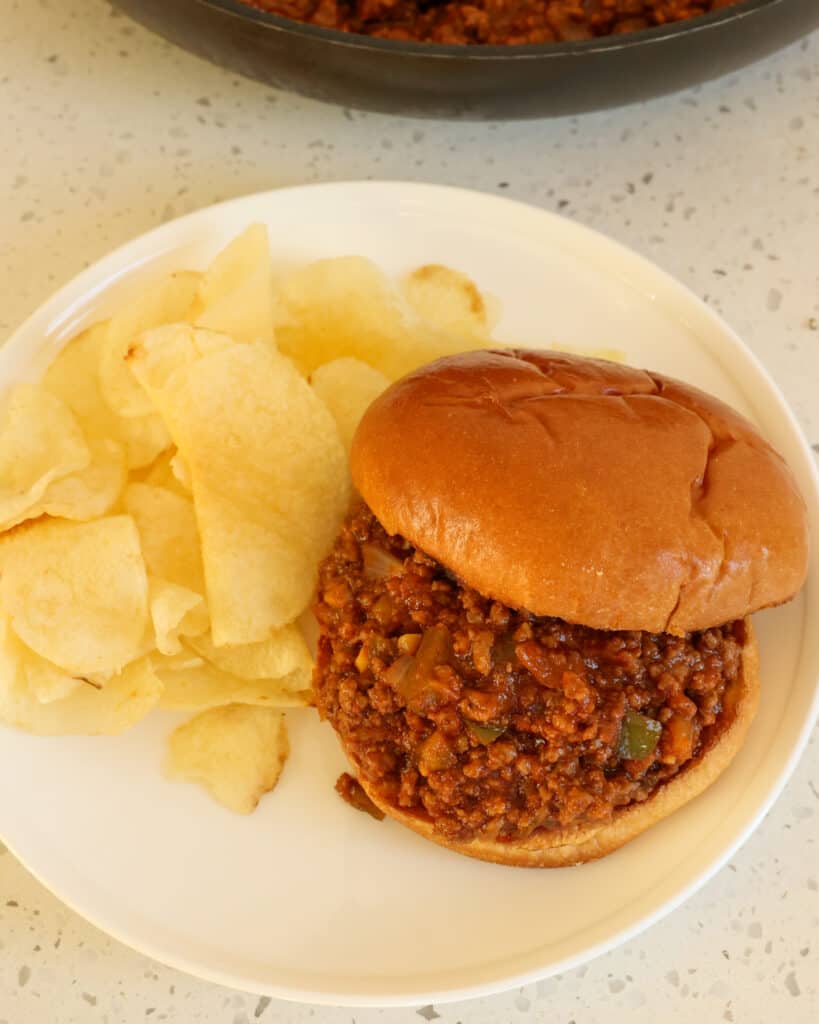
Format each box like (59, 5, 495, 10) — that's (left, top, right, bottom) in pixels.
(350, 349, 809, 634)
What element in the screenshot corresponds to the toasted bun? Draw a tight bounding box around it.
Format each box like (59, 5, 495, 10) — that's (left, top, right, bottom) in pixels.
(351, 350, 808, 634)
(353, 620, 759, 867)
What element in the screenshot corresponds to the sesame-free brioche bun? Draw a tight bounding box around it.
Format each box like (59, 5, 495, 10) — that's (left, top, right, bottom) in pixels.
(350, 350, 809, 635)
(351, 621, 759, 867)
(342, 350, 806, 866)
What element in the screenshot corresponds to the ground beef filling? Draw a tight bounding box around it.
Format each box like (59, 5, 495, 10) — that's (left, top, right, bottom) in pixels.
(313, 504, 744, 844)
(242, 0, 743, 46)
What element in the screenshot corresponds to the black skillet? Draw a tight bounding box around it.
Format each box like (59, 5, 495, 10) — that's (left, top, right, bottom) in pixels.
(112, 0, 819, 119)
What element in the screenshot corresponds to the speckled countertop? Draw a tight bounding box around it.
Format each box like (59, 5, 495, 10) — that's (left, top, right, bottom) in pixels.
(1, 2, 818, 1021)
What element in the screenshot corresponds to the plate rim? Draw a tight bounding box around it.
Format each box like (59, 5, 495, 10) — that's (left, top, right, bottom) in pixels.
(2, 181, 818, 1007)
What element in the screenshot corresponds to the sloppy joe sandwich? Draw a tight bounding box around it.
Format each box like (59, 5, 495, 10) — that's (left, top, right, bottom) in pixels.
(313, 349, 809, 866)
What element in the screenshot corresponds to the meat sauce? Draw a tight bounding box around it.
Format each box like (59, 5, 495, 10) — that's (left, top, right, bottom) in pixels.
(242, 0, 743, 46)
(313, 504, 744, 844)
(336, 771, 387, 819)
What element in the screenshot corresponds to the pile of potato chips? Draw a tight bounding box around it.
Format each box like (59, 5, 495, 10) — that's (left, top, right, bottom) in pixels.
(0, 225, 498, 814)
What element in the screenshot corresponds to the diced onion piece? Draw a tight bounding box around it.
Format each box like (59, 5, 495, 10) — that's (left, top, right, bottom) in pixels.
(383, 654, 414, 691)
(414, 625, 452, 679)
(397, 633, 422, 656)
(382, 633, 456, 709)
(361, 543, 403, 580)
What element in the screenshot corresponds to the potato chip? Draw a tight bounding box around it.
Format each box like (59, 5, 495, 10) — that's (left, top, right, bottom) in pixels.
(403, 264, 492, 338)
(43, 322, 170, 470)
(127, 340, 350, 643)
(0, 235, 513, 801)
(170, 452, 192, 492)
(0, 618, 160, 734)
(0, 383, 90, 529)
(125, 323, 234, 398)
(135, 449, 185, 494)
(134, 448, 193, 497)
(399, 327, 498, 380)
(29, 666, 159, 734)
(0, 516, 149, 676)
(155, 655, 310, 710)
(153, 648, 202, 672)
(149, 577, 209, 656)
(165, 704, 289, 814)
(194, 224, 275, 345)
(187, 624, 312, 681)
(115, 410, 172, 473)
(275, 256, 410, 377)
(124, 483, 205, 595)
(310, 357, 389, 454)
(42, 320, 109, 417)
(23, 645, 85, 704)
(275, 257, 494, 381)
(195, 225, 269, 312)
(98, 271, 201, 418)
(34, 438, 126, 522)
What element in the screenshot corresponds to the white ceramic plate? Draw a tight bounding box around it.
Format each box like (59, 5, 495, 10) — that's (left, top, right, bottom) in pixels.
(1, 183, 817, 1008)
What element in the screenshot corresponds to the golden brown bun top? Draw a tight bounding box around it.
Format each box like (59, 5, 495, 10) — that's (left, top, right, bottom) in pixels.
(350, 350, 809, 634)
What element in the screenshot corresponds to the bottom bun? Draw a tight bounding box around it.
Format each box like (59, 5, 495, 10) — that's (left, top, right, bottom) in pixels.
(358, 619, 760, 868)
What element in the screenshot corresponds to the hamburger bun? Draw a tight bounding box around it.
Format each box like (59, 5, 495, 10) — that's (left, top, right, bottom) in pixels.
(327, 349, 809, 866)
(351, 349, 808, 635)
